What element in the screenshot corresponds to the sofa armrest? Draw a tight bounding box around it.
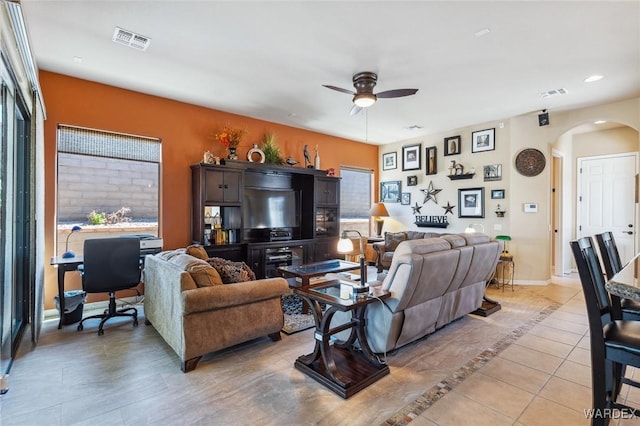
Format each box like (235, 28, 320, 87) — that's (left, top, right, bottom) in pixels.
(373, 241, 386, 254)
(182, 278, 289, 315)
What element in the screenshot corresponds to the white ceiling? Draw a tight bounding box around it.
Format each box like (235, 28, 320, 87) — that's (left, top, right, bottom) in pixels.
(20, 1, 640, 145)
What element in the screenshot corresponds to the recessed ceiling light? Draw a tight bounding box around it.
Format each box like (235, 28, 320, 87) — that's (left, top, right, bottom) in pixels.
(474, 28, 491, 37)
(594, 120, 607, 124)
(584, 75, 603, 83)
(73, 56, 83, 63)
(287, 112, 296, 118)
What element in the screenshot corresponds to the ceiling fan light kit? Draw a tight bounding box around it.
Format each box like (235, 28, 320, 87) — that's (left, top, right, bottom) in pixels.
(354, 93, 376, 108)
(323, 71, 418, 114)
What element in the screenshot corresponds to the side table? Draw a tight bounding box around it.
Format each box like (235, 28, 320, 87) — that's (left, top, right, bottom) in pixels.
(496, 255, 515, 291)
(293, 281, 390, 398)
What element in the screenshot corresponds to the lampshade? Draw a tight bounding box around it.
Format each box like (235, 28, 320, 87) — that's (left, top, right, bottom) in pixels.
(368, 203, 389, 217)
(464, 223, 484, 233)
(337, 238, 355, 253)
(353, 93, 376, 108)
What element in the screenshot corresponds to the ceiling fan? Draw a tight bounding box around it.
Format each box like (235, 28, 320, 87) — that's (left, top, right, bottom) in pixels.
(323, 71, 418, 115)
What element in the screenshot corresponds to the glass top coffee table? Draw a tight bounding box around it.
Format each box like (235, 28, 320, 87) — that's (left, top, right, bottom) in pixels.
(277, 259, 361, 287)
(293, 281, 390, 398)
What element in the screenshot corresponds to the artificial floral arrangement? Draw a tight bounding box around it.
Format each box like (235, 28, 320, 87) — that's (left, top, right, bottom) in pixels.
(215, 125, 245, 148)
(260, 132, 284, 165)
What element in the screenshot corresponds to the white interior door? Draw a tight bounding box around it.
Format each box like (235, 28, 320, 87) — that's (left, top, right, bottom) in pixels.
(578, 153, 638, 264)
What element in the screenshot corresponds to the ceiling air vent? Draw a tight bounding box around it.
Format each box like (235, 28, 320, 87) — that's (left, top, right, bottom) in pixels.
(540, 88, 568, 99)
(112, 27, 151, 51)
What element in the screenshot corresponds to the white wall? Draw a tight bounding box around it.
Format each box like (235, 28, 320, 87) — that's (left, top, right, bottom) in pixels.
(378, 97, 640, 284)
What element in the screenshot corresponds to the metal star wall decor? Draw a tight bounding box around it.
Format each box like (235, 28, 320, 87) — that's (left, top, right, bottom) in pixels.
(411, 202, 422, 215)
(421, 181, 442, 204)
(442, 201, 455, 215)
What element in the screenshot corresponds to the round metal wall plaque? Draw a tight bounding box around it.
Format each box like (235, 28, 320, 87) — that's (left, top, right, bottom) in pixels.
(515, 148, 546, 177)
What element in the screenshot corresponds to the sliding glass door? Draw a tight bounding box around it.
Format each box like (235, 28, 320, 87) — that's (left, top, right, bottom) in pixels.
(0, 54, 31, 375)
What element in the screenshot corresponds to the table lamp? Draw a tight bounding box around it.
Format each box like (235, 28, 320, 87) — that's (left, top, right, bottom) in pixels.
(368, 203, 389, 237)
(464, 223, 484, 234)
(337, 230, 368, 293)
(495, 235, 512, 260)
(62, 225, 82, 258)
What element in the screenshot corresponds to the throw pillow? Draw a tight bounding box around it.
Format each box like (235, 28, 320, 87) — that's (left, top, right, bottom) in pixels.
(186, 244, 208, 260)
(206, 257, 256, 284)
(167, 253, 222, 287)
(385, 232, 407, 251)
(187, 262, 223, 287)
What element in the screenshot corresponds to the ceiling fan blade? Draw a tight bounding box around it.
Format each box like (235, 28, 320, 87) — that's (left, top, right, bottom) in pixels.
(376, 88, 419, 99)
(350, 104, 362, 116)
(323, 84, 356, 95)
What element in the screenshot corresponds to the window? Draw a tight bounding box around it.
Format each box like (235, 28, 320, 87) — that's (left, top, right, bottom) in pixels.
(56, 125, 161, 256)
(339, 167, 373, 236)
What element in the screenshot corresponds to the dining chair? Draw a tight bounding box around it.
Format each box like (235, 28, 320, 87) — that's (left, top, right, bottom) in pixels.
(77, 237, 141, 335)
(570, 237, 640, 424)
(595, 232, 640, 321)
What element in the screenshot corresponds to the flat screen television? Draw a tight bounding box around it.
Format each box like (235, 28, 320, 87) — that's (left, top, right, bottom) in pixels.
(243, 188, 300, 229)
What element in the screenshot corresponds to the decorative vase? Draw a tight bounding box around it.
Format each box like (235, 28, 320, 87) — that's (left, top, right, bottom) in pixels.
(247, 144, 265, 163)
(227, 146, 238, 160)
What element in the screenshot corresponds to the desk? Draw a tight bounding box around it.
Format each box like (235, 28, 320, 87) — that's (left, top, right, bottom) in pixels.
(50, 256, 84, 329)
(606, 253, 640, 301)
(293, 281, 390, 398)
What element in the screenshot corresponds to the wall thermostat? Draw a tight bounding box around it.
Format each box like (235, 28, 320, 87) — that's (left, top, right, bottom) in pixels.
(524, 203, 538, 213)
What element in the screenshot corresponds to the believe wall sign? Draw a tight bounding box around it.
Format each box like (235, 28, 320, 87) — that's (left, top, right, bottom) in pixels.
(414, 215, 449, 228)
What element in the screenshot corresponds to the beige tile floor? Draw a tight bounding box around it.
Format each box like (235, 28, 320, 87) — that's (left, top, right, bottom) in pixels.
(1, 275, 639, 425)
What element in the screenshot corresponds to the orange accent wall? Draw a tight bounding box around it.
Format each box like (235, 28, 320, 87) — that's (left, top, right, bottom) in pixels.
(41, 71, 379, 309)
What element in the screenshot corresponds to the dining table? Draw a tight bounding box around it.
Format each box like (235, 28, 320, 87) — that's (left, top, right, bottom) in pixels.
(605, 253, 640, 302)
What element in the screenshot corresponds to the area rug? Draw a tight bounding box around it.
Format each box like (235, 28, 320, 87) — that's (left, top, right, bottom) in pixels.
(281, 294, 315, 335)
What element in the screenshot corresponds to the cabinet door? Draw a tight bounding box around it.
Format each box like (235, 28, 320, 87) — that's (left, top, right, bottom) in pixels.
(317, 178, 339, 205)
(222, 171, 242, 203)
(313, 238, 340, 261)
(204, 170, 242, 204)
(247, 246, 265, 279)
(204, 170, 225, 202)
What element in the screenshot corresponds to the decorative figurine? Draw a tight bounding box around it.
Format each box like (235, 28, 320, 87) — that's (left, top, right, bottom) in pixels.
(285, 157, 298, 166)
(303, 144, 312, 168)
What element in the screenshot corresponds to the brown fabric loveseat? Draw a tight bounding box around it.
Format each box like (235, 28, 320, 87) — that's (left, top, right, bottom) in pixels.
(374, 231, 443, 272)
(144, 248, 289, 372)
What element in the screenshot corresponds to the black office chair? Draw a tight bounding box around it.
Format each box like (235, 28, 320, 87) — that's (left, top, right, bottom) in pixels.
(77, 237, 141, 335)
(595, 232, 640, 321)
(570, 237, 640, 424)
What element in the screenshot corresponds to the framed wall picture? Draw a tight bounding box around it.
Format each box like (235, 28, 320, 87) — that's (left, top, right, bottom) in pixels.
(426, 146, 437, 175)
(458, 187, 485, 218)
(491, 189, 505, 199)
(401, 192, 411, 205)
(402, 143, 421, 171)
(407, 175, 418, 186)
(483, 164, 502, 181)
(444, 135, 461, 156)
(471, 128, 495, 153)
(380, 180, 401, 203)
(382, 152, 397, 171)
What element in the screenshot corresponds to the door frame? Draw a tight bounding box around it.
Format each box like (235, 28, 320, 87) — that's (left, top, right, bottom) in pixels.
(551, 150, 565, 276)
(576, 152, 639, 262)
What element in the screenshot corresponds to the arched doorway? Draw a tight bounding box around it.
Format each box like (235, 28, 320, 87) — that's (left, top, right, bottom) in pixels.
(551, 122, 639, 276)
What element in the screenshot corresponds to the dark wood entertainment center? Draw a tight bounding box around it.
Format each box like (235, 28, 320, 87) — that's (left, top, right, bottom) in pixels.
(191, 161, 341, 279)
